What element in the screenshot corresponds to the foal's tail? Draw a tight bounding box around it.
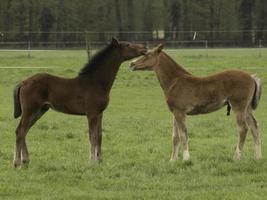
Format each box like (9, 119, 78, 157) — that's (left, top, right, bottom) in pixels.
(13, 84, 22, 118)
(251, 74, 262, 110)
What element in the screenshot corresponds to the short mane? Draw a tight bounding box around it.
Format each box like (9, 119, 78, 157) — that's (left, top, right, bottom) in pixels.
(162, 52, 191, 75)
(79, 43, 114, 76)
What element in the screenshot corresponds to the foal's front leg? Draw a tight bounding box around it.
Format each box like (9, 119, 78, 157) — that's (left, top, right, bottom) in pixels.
(87, 114, 103, 162)
(170, 116, 180, 161)
(173, 110, 190, 161)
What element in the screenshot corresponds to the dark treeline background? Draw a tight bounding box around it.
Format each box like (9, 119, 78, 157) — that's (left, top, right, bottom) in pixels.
(0, 0, 267, 46)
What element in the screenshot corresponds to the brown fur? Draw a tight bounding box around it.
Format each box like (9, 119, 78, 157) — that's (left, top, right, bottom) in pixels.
(12, 38, 147, 167)
(130, 44, 262, 160)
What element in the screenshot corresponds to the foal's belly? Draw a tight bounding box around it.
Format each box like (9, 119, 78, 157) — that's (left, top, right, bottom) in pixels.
(47, 102, 86, 115)
(45, 96, 86, 116)
(187, 100, 227, 115)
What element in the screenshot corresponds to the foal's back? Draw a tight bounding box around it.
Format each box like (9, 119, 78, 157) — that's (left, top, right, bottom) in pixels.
(175, 69, 254, 92)
(18, 72, 101, 115)
(168, 69, 256, 114)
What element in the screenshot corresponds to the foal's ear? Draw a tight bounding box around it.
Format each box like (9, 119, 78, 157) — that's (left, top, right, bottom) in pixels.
(111, 37, 119, 47)
(155, 44, 164, 53)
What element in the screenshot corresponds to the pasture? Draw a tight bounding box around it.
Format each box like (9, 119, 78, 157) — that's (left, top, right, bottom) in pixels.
(0, 48, 267, 199)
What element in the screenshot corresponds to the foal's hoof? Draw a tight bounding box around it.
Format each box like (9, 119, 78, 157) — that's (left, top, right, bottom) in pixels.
(234, 152, 241, 160)
(234, 155, 241, 161)
(21, 160, 30, 168)
(13, 160, 21, 168)
(183, 151, 190, 161)
(90, 158, 102, 164)
(170, 158, 178, 162)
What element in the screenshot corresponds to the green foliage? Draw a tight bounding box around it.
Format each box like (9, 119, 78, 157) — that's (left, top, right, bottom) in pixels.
(0, 0, 267, 42)
(0, 48, 267, 199)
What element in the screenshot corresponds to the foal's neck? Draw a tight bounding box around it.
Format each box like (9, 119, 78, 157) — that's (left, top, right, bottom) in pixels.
(85, 50, 122, 92)
(154, 52, 191, 92)
(98, 50, 122, 92)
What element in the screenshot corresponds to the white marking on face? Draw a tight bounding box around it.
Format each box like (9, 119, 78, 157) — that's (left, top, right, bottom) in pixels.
(131, 58, 138, 63)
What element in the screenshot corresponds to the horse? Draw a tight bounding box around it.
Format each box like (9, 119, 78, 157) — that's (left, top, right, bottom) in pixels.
(129, 44, 262, 161)
(13, 38, 147, 167)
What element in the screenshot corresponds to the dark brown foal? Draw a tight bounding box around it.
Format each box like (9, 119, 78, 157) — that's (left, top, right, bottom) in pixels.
(13, 38, 147, 167)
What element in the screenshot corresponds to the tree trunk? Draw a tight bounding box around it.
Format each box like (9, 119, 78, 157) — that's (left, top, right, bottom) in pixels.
(28, 0, 34, 42)
(127, 0, 134, 40)
(115, 0, 123, 39)
(239, 0, 254, 46)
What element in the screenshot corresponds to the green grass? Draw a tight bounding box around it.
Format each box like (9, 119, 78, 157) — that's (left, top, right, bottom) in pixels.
(0, 48, 267, 199)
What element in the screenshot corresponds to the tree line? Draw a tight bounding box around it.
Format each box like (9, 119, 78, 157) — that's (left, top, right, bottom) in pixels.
(0, 0, 267, 46)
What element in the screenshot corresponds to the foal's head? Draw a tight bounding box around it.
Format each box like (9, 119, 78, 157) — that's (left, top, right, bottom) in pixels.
(111, 37, 147, 60)
(129, 44, 164, 71)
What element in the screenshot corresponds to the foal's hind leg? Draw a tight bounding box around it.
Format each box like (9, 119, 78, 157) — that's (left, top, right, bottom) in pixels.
(13, 121, 23, 167)
(13, 105, 48, 167)
(14, 115, 32, 167)
(170, 116, 180, 161)
(234, 111, 248, 160)
(246, 111, 262, 159)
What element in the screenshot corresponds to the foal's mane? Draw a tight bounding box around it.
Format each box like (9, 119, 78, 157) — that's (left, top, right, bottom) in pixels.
(79, 43, 114, 76)
(162, 52, 191, 76)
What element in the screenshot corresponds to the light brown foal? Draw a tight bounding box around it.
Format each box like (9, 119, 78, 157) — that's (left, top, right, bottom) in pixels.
(130, 44, 262, 161)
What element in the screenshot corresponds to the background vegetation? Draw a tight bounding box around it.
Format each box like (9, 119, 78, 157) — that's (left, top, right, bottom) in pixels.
(0, 48, 267, 199)
(0, 0, 267, 45)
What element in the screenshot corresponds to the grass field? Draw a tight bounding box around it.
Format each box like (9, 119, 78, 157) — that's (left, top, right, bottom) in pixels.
(0, 48, 267, 200)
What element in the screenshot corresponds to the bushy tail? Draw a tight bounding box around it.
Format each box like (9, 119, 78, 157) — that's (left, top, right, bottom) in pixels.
(251, 74, 262, 110)
(13, 84, 22, 118)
